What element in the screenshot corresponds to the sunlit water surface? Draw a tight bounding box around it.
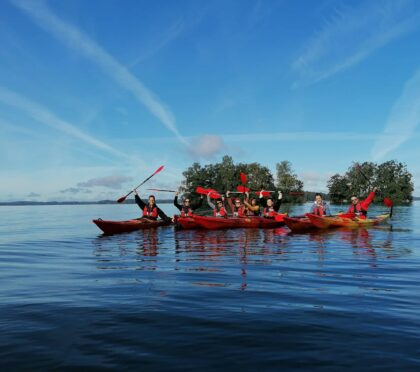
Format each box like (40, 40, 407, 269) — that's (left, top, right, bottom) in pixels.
(0, 202, 419, 370)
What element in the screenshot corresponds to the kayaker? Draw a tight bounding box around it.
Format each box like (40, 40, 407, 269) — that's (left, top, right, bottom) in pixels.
(174, 192, 203, 217)
(260, 191, 283, 218)
(309, 194, 331, 216)
(226, 191, 246, 217)
(207, 193, 228, 217)
(134, 190, 171, 222)
(244, 192, 260, 216)
(347, 187, 377, 219)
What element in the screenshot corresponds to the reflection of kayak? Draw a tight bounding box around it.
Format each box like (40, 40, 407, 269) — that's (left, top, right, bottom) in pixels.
(306, 214, 390, 229)
(193, 215, 285, 230)
(174, 216, 200, 230)
(283, 216, 315, 232)
(93, 218, 171, 234)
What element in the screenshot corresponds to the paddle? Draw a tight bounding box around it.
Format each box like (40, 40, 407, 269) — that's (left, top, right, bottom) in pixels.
(237, 185, 250, 193)
(146, 188, 177, 192)
(196, 186, 221, 199)
(117, 165, 164, 203)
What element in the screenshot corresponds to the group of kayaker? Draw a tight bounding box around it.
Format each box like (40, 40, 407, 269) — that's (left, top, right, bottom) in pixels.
(133, 186, 378, 222)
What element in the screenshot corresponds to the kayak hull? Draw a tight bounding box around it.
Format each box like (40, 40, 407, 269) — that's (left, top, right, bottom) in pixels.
(174, 216, 200, 230)
(193, 215, 285, 230)
(283, 216, 315, 232)
(306, 214, 390, 229)
(93, 218, 171, 235)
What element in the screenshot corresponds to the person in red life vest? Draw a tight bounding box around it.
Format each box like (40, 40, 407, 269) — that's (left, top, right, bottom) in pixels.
(244, 191, 261, 216)
(207, 193, 228, 217)
(173, 192, 203, 217)
(260, 190, 283, 218)
(309, 193, 331, 216)
(226, 191, 246, 217)
(134, 190, 171, 222)
(347, 187, 377, 219)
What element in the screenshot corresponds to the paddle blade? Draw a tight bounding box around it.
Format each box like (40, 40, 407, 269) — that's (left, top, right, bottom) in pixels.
(196, 186, 208, 195)
(240, 172, 247, 185)
(383, 197, 393, 208)
(254, 191, 271, 197)
(153, 165, 164, 175)
(237, 185, 250, 193)
(208, 191, 221, 199)
(289, 191, 304, 196)
(117, 196, 127, 203)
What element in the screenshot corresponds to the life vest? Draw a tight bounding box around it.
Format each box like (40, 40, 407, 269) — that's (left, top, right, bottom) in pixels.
(263, 206, 277, 218)
(143, 204, 158, 219)
(246, 208, 259, 217)
(233, 206, 245, 217)
(214, 206, 227, 217)
(313, 204, 326, 216)
(180, 206, 193, 217)
(349, 203, 367, 217)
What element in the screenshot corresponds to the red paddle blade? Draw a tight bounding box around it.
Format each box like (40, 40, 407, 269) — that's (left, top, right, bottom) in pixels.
(117, 196, 127, 203)
(208, 191, 221, 199)
(240, 172, 247, 185)
(289, 192, 304, 196)
(196, 186, 208, 195)
(383, 197, 393, 207)
(153, 165, 164, 175)
(253, 191, 271, 197)
(237, 185, 250, 193)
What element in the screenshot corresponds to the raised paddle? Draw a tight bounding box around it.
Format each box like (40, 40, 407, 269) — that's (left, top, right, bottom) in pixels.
(146, 188, 177, 192)
(117, 165, 164, 203)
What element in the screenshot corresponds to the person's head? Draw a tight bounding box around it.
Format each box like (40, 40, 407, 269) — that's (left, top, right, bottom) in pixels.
(350, 195, 359, 205)
(183, 197, 190, 206)
(234, 198, 242, 208)
(266, 198, 273, 207)
(250, 198, 257, 206)
(315, 193, 323, 204)
(148, 195, 156, 205)
(216, 199, 223, 209)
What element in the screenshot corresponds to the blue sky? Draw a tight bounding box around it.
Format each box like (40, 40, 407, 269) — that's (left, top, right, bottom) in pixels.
(1, 0, 420, 201)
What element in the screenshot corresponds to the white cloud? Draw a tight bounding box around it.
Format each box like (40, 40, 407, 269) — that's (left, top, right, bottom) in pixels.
(371, 67, 420, 160)
(188, 134, 226, 159)
(10, 0, 188, 146)
(292, 0, 420, 87)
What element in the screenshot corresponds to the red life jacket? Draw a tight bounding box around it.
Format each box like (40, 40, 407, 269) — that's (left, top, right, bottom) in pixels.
(233, 206, 245, 217)
(349, 203, 367, 218)
(313, 205, 325, 216)
(263, 206, 277, 218)
(180, 206, 193, 217)
(143, 204, 158, 218)
(214, 206, 227, 217)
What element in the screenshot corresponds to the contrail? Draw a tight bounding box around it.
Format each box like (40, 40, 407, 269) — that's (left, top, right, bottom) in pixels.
(10, 0, 188, 146)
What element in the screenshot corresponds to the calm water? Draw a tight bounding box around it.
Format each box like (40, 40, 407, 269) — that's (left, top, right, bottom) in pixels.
(0, 202, 419, 370)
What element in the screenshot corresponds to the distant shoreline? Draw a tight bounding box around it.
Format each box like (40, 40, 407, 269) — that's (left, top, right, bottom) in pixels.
(0, 200, 173, 206)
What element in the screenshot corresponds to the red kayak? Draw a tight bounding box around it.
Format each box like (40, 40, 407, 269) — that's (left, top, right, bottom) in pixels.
(283, 216, 316, 232)
(193, 215, 285, 230)
(174, 215, 200, 230)
(93, 218, 171, 234)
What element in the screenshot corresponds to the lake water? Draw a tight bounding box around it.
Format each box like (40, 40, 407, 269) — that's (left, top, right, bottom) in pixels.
(0, 202, 419, 370)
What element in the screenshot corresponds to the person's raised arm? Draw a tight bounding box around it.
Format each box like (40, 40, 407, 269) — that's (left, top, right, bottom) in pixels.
(134, 190, 146, 209)
(207, 194, 215, 209)
(173, 192, 182, 211)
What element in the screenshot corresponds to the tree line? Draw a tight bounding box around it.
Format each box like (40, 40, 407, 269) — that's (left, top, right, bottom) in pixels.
(180, 156, 413, 205)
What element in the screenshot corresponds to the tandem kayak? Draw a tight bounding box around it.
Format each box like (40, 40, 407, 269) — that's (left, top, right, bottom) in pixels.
(193, 215, 285, 230)
(283, 216, 316, 232)
(93, 218, 172, 234)
(306, 213, 390, 229)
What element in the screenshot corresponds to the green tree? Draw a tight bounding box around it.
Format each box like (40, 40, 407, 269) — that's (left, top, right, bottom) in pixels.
(275, 161, 304, 203)
(327, 174, 350, 203)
